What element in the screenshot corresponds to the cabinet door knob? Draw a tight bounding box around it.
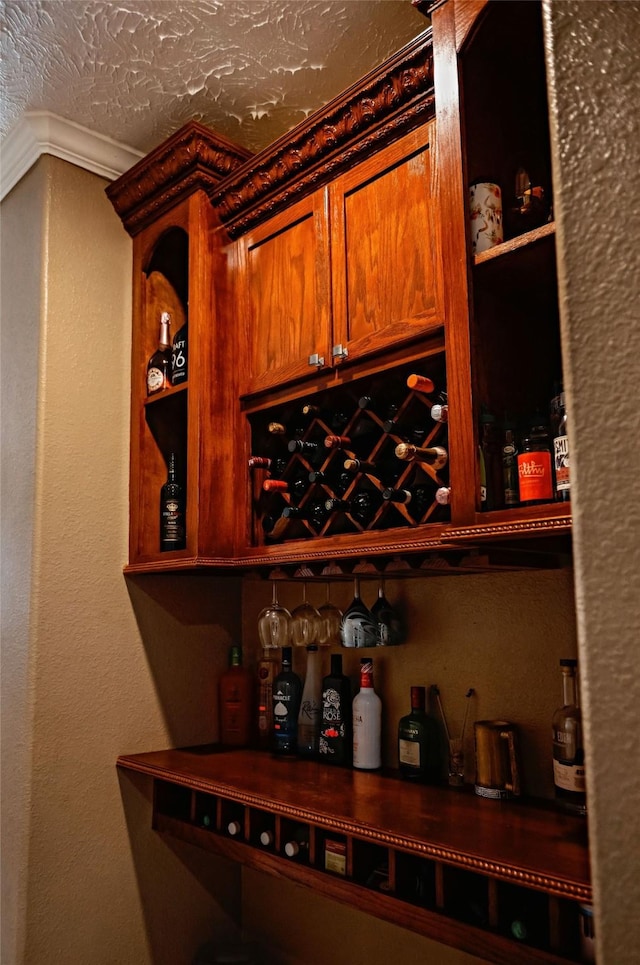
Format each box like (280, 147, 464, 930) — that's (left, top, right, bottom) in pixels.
(332, 344, 349, 361)
(308, 353, 325, 368)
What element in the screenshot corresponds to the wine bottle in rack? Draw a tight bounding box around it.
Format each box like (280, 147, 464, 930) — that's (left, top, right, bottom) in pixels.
(301, 403, 349, 432)
(406, 374, 435, 394)
(430, 400, 448, 424)
(262, 472, 308, 502)
(324, 492, 379, 526)
(308, 467, 352, 496)
(288, 438, 325, 467)
(147, 312, 172, 395)
(382, 484, 435, 521)
(159, 452, 186, 551)
(170, 318, 188, 386)
(395, 442, 448, 470)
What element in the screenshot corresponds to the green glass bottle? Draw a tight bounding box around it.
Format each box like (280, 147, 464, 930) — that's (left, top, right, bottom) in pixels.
(397, 686, 441, 782)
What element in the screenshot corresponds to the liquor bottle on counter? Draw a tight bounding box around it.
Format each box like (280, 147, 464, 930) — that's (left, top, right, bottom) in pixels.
(170, 317, 188, 386)
(394, 442, 448, 470)
(517, 420, 554, 505)
(297, 644, 322, 757)
(147, 311, 172, 395)
(256, 648, 278, 749)
(353, 657, 382, 770)
(159, 452, 186, 551)
(551, 386, 570, 502)
(272, 646, 302, 755)
(552, 658, 587, 815)
(218, 645, 253, 747)
(319, 653, 352, 765)
(398, 686, 441, 782)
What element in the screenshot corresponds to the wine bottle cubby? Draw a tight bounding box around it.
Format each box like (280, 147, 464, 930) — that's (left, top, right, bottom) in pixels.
(247, 355, 450, 547)
(121, 748, 591, 965)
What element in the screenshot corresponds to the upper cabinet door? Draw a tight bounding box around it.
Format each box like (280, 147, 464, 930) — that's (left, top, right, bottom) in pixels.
(239, 189, 332, 397)
(329, 122, 443, 365)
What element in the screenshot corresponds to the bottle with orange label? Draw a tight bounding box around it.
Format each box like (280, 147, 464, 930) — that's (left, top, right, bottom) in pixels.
(517, 420, 554, 505)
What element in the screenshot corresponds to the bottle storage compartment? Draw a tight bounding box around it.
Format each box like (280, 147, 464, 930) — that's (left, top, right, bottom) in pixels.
(154, 779, 192, 823)
(395, 853, 437, 909)
(220, 799, 246, 839)
(246, 353, 450, 546)
(497, 881, 550, 951)
(280, 820, 313, 863)
(193, 791, 219, 831)
(441, 865, 491, 930)
(352, 839, 391, 892)
(247, 808, 277, 850)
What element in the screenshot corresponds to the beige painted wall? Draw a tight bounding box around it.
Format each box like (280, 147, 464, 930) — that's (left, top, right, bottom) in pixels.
(1, 156, 244, 965)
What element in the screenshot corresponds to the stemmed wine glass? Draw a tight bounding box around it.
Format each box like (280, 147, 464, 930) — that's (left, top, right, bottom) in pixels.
(257, 581, 292, 650)
(371, 579, 404, 646)
(340, 577, 377, 648)
(316, 583, 343, 649)
(290, 582, 321, 648)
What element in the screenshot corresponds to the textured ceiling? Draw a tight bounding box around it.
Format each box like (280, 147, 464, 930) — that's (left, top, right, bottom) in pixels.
(1, 0, 428, 156)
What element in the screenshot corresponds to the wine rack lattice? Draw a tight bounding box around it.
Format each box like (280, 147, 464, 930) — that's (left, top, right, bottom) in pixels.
(248, 357, 449, 545)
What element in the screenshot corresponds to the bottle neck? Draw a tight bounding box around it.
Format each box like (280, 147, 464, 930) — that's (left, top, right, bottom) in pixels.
(159, 313, 171, 348)
(410, 687, 426, 713)
(167, 453, 177, 482)
(359, 661, 374, 689)
(330, 654, 343, 676)
(229, 646, 242, 668)
(562, 670, 578, 707)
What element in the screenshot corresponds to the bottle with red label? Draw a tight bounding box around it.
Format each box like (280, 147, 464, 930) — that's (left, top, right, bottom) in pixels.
(517, 420, 553, 505)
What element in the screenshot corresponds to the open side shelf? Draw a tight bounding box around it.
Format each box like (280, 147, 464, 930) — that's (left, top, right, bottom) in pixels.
(117, 746, 591, 964)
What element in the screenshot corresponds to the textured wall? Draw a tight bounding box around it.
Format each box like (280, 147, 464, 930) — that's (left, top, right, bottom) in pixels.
(543, 3, 640, 964)
(0, 156, 244, 965)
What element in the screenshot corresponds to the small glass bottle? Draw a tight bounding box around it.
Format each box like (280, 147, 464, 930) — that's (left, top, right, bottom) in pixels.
(271, 646, 302, 756)
(398, 686, 441, 782)
(552, 658, 587, 815)
(159, 452, 186, 551)
(146, 311, 171, 395)
(502, 418, 519, 508)
(218, 645, 254, 747)
(297, 644, 322, 757)
(352, 657, 382, 770)
(170, 317, 188, 386)
(319, 653, 352, 766)
(551, 387, 570, 502)
(517, 421, 554, 505)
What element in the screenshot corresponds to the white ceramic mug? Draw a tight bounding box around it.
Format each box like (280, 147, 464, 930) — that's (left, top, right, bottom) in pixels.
(469, 181, 503, 254)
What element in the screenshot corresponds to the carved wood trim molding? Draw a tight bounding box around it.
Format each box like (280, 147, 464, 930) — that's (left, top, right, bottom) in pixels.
(105, 121, 253, 236)
(210, 29, 435, 238)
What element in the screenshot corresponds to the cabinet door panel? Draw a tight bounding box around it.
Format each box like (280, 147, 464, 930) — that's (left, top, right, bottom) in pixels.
(331, 122, 443, 362)
(240, 191, 331, 396)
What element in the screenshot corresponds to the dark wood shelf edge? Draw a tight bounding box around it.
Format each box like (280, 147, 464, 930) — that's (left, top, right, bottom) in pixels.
(155, 813, 575, 965)
(116, 749, 590, 903)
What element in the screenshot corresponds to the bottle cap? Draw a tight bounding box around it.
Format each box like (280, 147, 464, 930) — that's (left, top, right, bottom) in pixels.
(307, 644, 318, 652)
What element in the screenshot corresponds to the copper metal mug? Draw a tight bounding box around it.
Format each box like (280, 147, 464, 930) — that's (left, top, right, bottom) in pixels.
(474, 720, 521, 800)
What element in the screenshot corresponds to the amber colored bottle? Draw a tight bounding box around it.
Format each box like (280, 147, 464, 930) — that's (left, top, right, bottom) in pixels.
(218, 645, 254, 747)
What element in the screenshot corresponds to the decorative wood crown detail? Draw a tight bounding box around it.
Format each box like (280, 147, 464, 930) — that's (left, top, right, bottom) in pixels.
(210, 30, 434, 237)
(106, 121, 253, 235)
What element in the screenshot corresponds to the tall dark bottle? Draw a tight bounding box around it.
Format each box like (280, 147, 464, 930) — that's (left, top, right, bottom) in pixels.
(271, 646, 302, 755)
(171, 318, 188, 386)
(146, 311, 171, 395)
(318, 654, 352, 765)
(552, 658, 586, 815)
(397, 686, 441, 782)
(159, 452, 186, 551)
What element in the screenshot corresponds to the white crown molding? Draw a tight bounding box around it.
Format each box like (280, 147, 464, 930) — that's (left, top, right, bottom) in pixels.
(0, 111, 144, 201)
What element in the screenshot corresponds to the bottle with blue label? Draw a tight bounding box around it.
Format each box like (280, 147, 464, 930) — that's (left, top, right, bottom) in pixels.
(271, 646, 302, 755)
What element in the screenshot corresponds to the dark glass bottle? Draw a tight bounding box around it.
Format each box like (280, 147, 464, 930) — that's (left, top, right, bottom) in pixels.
(479, 408, 500, 511)
(382, 484, 434, 521)
(287, 438, 324, 467)
(552, 658, 587, 815)
(159, 452, 186, 551)
(146, 311, 171, 395)
(271, 646, 302, 755)
(502, 418, 519, 508)
(170, 319, 188, 386)
(371, 583, 404, 646)
(301, 403, 348, 433)
(397, 686, 441, 782)
(319, 653, 352, 765)
(551, 387, 570, 502)
(308, 467, 351, 496)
